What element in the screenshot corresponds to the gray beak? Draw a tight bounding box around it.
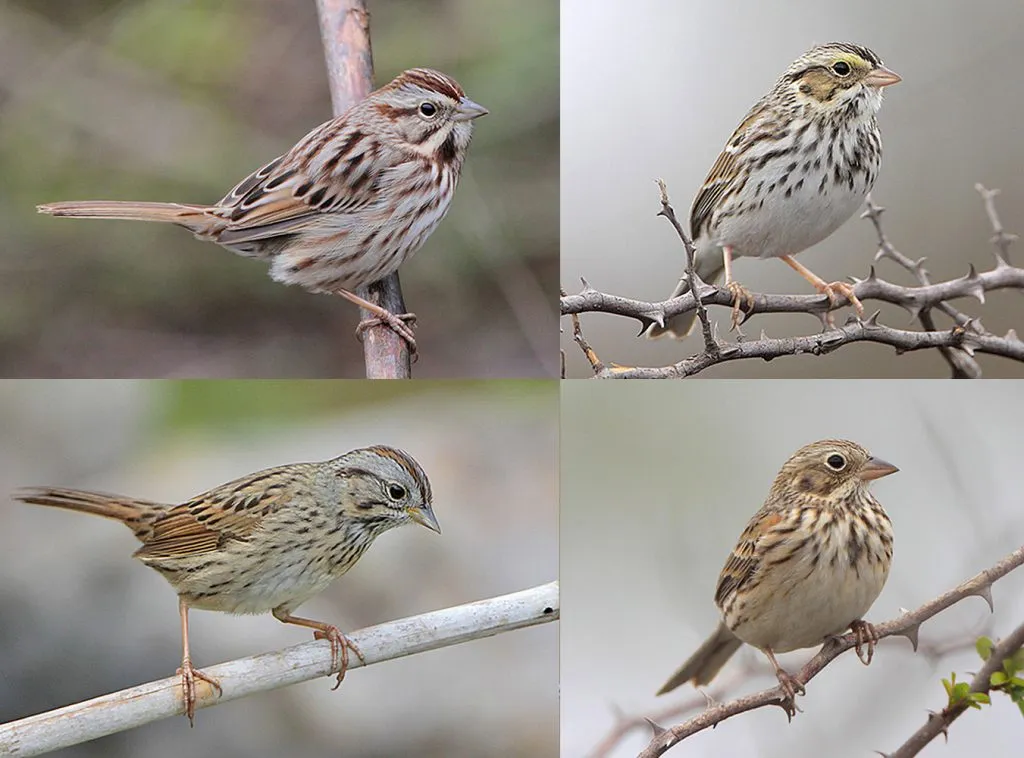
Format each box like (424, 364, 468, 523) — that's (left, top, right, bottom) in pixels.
(409, 502, 441, 534)
(454, 97, 489, 121)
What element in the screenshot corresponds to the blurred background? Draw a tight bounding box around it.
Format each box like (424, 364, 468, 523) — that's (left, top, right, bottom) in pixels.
(561, 381, 1024, 757)
(0, 379, 558, 756)
(562, 0, 1024, 377)
(0, 0, 558, 378)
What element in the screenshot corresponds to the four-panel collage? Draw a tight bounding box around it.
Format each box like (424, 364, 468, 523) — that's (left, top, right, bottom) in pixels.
(1, 1, 1022, 758)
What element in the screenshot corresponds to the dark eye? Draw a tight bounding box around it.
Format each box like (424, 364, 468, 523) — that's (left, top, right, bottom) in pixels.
(387, 483, 407, 500)
(826, 454, 846, 470)
(832, 61, 851, 76)
(418, 102, 437, 117)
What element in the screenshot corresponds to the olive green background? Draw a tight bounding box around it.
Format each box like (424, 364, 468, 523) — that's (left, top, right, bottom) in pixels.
(1, 0, 558, 378)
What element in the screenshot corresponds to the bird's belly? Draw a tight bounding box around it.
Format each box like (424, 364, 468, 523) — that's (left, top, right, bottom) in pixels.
(711, 166, 872, 261)
(730, 538, 888, 653)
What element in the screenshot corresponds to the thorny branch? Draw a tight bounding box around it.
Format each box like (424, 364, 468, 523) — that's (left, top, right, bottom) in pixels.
(629, 545, 1024, 758)
(886, 618, 1024, 758)
(560, 184, 1022, 378)
(588, 623, 994, 758)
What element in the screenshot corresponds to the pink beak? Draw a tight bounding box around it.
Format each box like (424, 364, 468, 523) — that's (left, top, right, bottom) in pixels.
(864, 65, 902, 89)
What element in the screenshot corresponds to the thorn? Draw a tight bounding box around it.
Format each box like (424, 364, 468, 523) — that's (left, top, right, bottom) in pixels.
(579, 276, 594, 294)
(960, 265, 986, 304)
(864, 310, 882, 327)
(1006, 328, 1021, 343)
(901, 623, 921, 651)
(644, 717, 667, 738)
(866, 265, 879, 282)
(972, 584, 995, 612)
(759, 329, 769, 340)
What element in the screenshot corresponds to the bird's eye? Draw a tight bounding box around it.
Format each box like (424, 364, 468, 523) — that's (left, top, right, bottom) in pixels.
(386, 482, 407, 501)
(418, 102, 438, 117)
(826, 454, 846, 470)
(832, 61, 851, 76)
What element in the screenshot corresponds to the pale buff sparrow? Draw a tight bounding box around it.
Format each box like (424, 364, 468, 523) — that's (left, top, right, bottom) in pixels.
(14, 445, 440, 724)
(645, 44, 901, 339)
(37, 68, 488, 350)
(657, 440, 896, 713)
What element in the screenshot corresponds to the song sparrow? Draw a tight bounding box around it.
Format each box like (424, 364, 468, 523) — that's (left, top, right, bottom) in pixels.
(657, 439, 896, 714)
(645, 43, 901, 339)
(14, 445, 440, 724)
(37, 68, 488, 350)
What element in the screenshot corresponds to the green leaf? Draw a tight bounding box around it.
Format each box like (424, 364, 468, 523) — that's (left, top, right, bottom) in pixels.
(971, 693, 991, 705)
(977, 636, 994, 660)
(992, 671, 1009, 687)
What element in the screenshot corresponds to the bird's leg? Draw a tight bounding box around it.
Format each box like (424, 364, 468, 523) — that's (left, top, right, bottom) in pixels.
(780, 255, 864, 324)
(763, 646, 804, 718)
(333, 288, 417, 354)
(722, 246, 754, 331)
(272, 608, 365, 689)
(849, 619, 879, 666)
(176, 598, 222, 726)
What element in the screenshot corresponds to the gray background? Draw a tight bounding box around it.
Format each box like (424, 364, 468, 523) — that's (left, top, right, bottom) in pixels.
(561, 381, 1024, 757)
(561, 0, 1024, 377)
(0, 380, 558, 757)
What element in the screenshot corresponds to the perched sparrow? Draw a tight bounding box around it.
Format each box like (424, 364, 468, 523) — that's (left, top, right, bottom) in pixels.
(657, 440, 896, 713)
(645, 43, 901, 339)
(14, 445, 440, 724)
(37, 68, 488, 350)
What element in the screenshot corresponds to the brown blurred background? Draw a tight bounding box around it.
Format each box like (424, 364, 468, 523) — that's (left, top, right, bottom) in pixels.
(561, 0, 1024, 377)
(0, 379, 558, 757)
(0, 0, 558, 378)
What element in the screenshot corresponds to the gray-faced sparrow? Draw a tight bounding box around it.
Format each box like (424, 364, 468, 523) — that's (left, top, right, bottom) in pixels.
(14, 445, 440, 724)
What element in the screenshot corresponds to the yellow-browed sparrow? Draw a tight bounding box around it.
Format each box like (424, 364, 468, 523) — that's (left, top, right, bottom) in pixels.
(14, 446, 440, 724)
(645, 44, 901, 339)
(658, 440, 896, 713)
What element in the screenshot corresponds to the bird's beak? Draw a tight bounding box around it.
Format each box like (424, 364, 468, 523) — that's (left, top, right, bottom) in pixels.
(453, 97, 489, 121)
(409, 502, 441, 533)
(863, 66, 902, 89)
(858, 457, 899, 481)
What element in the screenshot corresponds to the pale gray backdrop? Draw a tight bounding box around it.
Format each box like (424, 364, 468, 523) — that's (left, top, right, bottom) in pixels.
(562, 0, 1024, 377)
(561, 381, 1024, 757)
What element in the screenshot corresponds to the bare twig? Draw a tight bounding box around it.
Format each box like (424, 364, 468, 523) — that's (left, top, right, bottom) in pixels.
(636, 546, 1024, 757)
(0, 582, 559, 757)
(561, 186, 1022, 378)
(886, 619, 1024, 758)
(655, 179, 716, 351)
(316, 0, 412, 378)
(862, 196, 981, 377)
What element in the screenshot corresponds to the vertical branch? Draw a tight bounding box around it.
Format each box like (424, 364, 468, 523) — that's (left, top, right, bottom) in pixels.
(316, 0, 412, 379)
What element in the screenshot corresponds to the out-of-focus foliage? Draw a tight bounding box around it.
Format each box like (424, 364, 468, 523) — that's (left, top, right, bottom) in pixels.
(1, 0, 558, 377)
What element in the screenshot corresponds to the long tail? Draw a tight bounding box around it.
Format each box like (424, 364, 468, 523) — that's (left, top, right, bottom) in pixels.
(37, 200, 209, 227)
(644, 252, 725, 340)
(657, 621, 742, 695)
(12, 486, 165, 542)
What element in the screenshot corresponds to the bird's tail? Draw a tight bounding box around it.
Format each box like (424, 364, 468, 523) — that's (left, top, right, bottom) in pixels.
(37, 200, 209, 229)
(643, 253, 724, 340)
(657, 621, 742, 695)
(12, 486, 164, 542)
